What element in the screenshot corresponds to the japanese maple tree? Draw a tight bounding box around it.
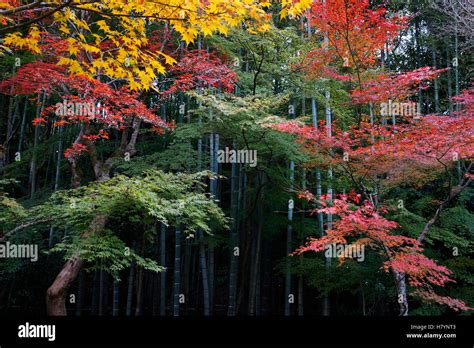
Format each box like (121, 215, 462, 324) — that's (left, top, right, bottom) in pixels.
(0, 0, 313, 90)
(161, 50, 238, 97)
(270, 82, 474, 313)
(294, 193, 472, 311)
(297, 0, 407, 84)
(350, 67, 448, 105)
(0, 61, 168, 162)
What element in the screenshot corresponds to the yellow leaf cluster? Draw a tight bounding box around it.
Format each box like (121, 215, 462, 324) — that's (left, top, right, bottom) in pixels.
(3, 25, 41, 54)
(1, 0, 311, 90)
(280, 0, 312, 19)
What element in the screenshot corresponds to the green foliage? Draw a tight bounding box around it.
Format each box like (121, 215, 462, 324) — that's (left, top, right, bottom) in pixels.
(1, 170, 227, 278)
(294, 251, 394, 315)
(209, 26, 306, 95)
(115, 142, 202, 175)
(189, 92, 306, 165)
(41, 170, 227, 235)
(49, 229, 164, 279)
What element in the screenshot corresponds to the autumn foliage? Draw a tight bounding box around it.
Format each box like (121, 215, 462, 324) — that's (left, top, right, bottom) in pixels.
(162, 50, 237, 97)
(350, 67, 448, 105)
(272, 81, 474, 310)
(294, 193, 472, 311)
(0, 61, 169, 158)
(0, 0, 471, 319)
(272, 81, 474, 187)
(297, 0, 407, 82)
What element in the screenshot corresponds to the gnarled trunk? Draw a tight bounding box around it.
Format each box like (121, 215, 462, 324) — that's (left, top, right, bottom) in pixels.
(46, 117, 142, 316)
(46, 256, 84, 315)
(46, 214, 107, 315)
(395, 271, 408, 316)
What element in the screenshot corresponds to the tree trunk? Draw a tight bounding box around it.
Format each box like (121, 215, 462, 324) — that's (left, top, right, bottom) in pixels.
(285, 100, 296, 316)
(135, 238, 145, 316)
(248, 172, 264, 316)
(98, 269, 105, 316)
(54, 126, 63, 191)
(285, 161, 294, 316)
(198, 230, 210, 315)
(208, 131, 219, 312)
(395, 172, 472, 315)
(297, 261, 304, 316)
(183, 238, 192, 314)
(47, 117, 142, 316)
(323, 90, 332, 316)
(4, 96, 19, 164)
(446, 39, 453, 114)
(454, 32, 459, 112)
(432, 42, 440, 113)
(49, 125, 64, 248)
(126, 241, 136, 316)
(173, 226, 182, 316)
(46, 256, 85, 315)
(112, 279, 120, 316)
(312, 99, 325, 239)
(255, 258, 261, 315)
(46, 213, 107, 315)
(92, 273, 100, 316)
(160, 223, 167, 316)
(152, 224, 160, 316)
(2, 65, 18, 168)
(395, 271, 408, 316)
(414, 18, 423, 115)
(228, 159, 240, 316)
(298, 169, 306, 317)
(29, 91, 46, 198)
(17, 96, 28, 155)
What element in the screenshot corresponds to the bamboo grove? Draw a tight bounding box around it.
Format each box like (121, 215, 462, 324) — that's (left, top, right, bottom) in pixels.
(0, 0, 473, 317)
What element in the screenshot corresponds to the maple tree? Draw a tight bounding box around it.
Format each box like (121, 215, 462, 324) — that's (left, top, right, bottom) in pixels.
(0, 61, 168, 167)
(161, 49, 238, 97)
(350, 67, 448, 105)
(0, 0, 312, 91)
(296, 0, 407, 84)
(272, 112, 473, 189)
(270, 81, 473, 313)
(294, 193, 472, 311)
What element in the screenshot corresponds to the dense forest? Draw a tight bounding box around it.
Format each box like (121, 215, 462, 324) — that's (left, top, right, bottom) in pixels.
(0, 0, 472, 318)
